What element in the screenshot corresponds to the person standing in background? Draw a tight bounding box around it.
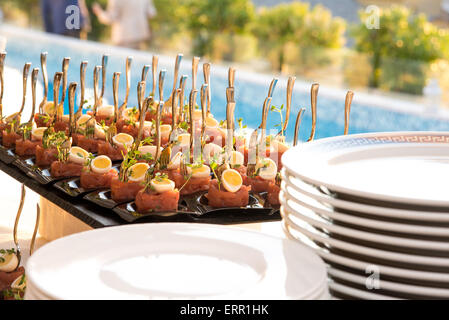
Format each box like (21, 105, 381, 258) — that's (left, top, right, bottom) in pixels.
(92, 0, 157, 50)
(41, 0, 90, 38)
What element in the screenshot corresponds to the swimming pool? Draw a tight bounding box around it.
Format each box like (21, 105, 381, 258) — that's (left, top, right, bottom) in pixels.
(2, 25, 449, 143)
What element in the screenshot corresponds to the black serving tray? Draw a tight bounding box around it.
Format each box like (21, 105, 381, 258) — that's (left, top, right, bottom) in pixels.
(54, 177, 98, 197)
(83, 189, 123, 209)
(113, 201, 200, 223)
(0, 145, 17, 164)
(0, 155, 282, 227)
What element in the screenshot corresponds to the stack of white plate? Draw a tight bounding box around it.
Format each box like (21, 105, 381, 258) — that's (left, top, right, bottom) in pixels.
(25, 223, 329, 300)
(281, 131, 449, 300)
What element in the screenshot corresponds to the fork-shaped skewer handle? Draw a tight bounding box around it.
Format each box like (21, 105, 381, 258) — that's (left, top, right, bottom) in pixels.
(344, 91, 354, 136)
(293, 107, 306, 147)
(267, 78, 278, 98)
(203, 63, 211, 115)
(158, 69, 166, 103)
(137, 80, 146, 114)
(18, 62, 32, 116)
(259, 97, 272, 157)
(60, 57, 70, 109)
(77, 61, 88, 119)
(228, 67, 235, 88)
(93, 65, 101, 116)
(200, 84, 208, 145)
(30, 204, 41, 256)
(100, 54, 109, 105)
(151, 55, 158, 97)
(189, 89, 198, 161)
(179, 75, 188, 122)
(225, 90, 236, 163)
(52, 72, 63, 124)
(172, 88, 180, 129)
(13, 184, 26, 267)
(39, 52, 48, 111)
(29, 68, 39, 123)
(282, 76, 296, 135)
(248, 130, 259, 167)
(135, 83, 148, 149)
(308, 83, 319, 142)
(112, 72, 121, 123)
(118, 57, 133, 115)
(155, 101, 163, 163)
(68, 82, 77, 137)
(172, 54, 183, 97)
(192, 57, 200, 92)
(0, 52, 5, 111)
(141, 65, 150, 83)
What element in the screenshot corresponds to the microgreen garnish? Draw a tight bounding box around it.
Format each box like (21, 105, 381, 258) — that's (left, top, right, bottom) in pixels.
(270, 104, 285, 136)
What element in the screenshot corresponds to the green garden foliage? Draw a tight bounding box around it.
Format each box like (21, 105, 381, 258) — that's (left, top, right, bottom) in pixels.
(251, 2, 346, 72)
(352, 5, 449, 94)
(184, 0, 255, 57)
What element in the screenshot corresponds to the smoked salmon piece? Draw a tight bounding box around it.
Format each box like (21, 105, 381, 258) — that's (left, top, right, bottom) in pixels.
(246, 175, 274, 194)
(80, 168, 118, 189)
(97, 141, 127, 161)
(35, 145, 58, 167)
(110, 177, 144, 203)
(206, 179, 250, 208)
(2, 131, 20, 148)
(15, 139, 42, 157)
(135, 189, 180, 212)
(50, 161, 83, 178)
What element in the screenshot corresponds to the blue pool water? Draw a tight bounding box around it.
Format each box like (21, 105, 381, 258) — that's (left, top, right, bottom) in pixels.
(3, 27, 449, 143)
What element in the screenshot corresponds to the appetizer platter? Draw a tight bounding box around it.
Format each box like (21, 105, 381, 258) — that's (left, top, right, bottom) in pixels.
(0, 50, 354, 226)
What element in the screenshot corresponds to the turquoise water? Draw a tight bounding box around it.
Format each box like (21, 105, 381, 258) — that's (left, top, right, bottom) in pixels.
(4, 34, 449, 143)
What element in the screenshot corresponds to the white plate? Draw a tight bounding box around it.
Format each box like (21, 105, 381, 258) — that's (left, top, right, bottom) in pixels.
(280, 207, 449, 268)
(281, 217, 449, 284)
(328, 282, 399, 300)
(327, 267, 449, 298)
(26, 223, 327, 300)
(281, 180, 449, 238)
(280, 191, 449, 252)
(282, 132, 449, 208)
(282, 169, 449, 223)
(283, 224, 398, 300)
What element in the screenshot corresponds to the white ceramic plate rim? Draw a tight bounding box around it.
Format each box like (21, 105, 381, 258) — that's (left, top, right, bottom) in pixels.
(282, 131, 449, 207)
(27, 223, 327, 300)
(327, 267, 449, 298)
(280, 191, 449, 251)
(282, 168, 449, 222)
(328, 281, 399, 300)
(282, 223, 399, 300)
(280, 207, 449, 267)
(281, 183, 449, 237)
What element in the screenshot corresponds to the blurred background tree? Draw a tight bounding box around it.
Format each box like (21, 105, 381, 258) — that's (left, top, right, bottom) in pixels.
(252, 3, 346, 72)
(352, 5, 449, 94)
(84, 0, 110, 42)
(0, 0, 41, 27)
(185, 0, 255, 57)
